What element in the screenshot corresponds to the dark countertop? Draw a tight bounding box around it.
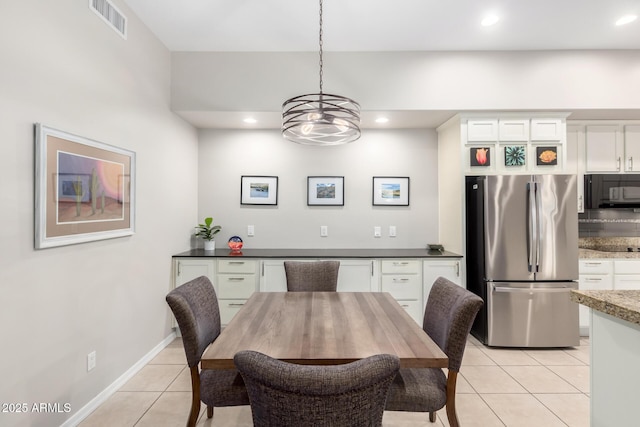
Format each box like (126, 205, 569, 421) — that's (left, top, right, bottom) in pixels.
(173, 248, 463, 259)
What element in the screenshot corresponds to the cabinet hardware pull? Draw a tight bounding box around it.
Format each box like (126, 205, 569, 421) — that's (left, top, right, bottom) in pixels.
(393, 262, 410, 266)
(401, 304, 410, 308)
(578, 195, 583, 211)
(585, 278, 602, 281)
(229, 261, 245, 265)
(585, 262, 602, 266)
(617, 156, 621, 171)
(630, 156, 634, 170)
(393, 278, 410, 282)
(177, 261, 181, 276)
(455, 262, 460, 277)
(228, 303, 245, 307)
(228, 277, 245, 281)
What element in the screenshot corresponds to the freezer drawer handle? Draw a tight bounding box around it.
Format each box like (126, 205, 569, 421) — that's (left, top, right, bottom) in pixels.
(493, 286, 572, 293)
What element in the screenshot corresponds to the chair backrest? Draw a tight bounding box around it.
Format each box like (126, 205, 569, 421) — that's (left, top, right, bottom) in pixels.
(283, 260, 340, 292)
(166, 276, 221, 368)
(422, 277, 483, 372)
(234, 350, 399, 427)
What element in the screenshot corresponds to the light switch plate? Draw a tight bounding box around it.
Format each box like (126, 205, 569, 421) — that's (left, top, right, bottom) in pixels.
(320, 226, 328, 237)
(247, 225, 255, 236)
(374, 226, 381, 237)
(389, 225, 397, 237)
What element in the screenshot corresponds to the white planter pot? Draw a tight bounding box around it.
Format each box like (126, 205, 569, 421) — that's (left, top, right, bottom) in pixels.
(203, 240, 215, 251)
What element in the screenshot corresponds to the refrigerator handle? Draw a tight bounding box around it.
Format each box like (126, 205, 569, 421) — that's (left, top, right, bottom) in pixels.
(527, 182, 536, 272)
(535, 181, 542, 272)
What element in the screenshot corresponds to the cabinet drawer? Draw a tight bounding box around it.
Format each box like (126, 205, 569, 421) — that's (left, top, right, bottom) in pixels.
(579, 260, 613, 275)
(217, 275, 257, 298)
(381, 275, 422, 299)
(579, 274, 613, 290)
(614, 275, 640, 290)
(381, 260, 420, 274)
(395, 299, 423, 325)
(218, 259, 257, 274)
(219, 299, 247, 325)
(614, 260, 640, 275)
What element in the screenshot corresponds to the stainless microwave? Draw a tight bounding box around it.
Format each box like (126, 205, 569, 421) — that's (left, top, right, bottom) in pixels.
(584, 174, 640, 209)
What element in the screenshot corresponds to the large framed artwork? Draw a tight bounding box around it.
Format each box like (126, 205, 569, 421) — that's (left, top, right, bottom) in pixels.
(307, 176, 344, 206)
(372, 176, 410, 206)
(241, 176, 278, 205)
(34, 124, 136, 249)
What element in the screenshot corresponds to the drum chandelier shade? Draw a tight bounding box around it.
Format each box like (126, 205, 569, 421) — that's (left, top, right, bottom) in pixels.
(282, 0, 361, 145)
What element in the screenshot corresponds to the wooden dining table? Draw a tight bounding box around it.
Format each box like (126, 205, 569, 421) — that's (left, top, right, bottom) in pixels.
(201, 291, 448, 370)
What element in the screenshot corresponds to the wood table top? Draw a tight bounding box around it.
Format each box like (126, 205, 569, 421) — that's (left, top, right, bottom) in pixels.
(201, 292, 448, 370)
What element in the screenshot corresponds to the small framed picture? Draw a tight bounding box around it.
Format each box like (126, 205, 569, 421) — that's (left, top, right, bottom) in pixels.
(372, 177, 409, 206)
(536, 146, 558, 166)
(241, 176, 278, 205)
(470, 147, 491, 167)
(307, 176, 344, 206)
(504, 145, 526, 167)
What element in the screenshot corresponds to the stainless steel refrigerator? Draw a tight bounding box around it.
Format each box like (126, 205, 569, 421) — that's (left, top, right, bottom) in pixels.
(465, 175, 579, 347)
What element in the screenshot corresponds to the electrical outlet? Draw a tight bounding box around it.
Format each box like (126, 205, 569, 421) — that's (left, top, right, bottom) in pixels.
(389, 225, 397, 237)
(87, 351, 96, 372)
(374, 226, 381, 237)
(320, 225, 328, 237)
(247, 225, 255, 236)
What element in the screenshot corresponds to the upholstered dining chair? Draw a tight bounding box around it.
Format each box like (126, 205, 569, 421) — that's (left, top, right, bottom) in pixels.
(385, 277, 483, 427)
(166, 276, 249, 427)
(283, 260, 340, 292)
(234, 350, 400, 427)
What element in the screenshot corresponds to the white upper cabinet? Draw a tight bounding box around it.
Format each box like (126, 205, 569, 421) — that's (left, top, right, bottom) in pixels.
(531, 118, 563, 141)
(498, 119, 529, 141)
(467, 119, 499, 142)
(624, 126, 640, 172)
(585, 125, 622, 172)
(584, 123, 640, 173)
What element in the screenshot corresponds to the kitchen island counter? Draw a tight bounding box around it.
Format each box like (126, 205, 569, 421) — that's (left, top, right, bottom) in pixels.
(571, 289, 640, 427)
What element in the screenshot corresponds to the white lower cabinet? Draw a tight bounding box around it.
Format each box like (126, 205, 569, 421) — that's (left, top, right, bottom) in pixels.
(216, 259, 258, 325)
(613, 260, 640, 290)
(173, 258, 215, 288)
(260, 259, 378, 292)
(578, 260, 614, 335)
(423, 259, 462, 310)
(380, 260, 422, 324)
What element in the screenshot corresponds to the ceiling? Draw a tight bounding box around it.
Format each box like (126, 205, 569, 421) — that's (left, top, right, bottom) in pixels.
(122, 0, 640, 129)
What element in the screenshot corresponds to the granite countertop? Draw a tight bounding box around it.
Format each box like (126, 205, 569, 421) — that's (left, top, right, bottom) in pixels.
(579, 237, 640, 259)
(173, 248, 463, 259)
(571, 290, 640, 326)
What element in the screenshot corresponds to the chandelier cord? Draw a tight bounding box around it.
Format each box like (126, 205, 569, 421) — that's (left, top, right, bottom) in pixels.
(318, 0, 323, 94)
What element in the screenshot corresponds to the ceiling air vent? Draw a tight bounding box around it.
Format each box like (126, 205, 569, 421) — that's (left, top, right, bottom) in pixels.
(89, 0, 127, 39)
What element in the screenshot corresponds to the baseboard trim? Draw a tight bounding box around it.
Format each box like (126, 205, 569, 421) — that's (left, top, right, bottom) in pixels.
(60, 332, 177, 427)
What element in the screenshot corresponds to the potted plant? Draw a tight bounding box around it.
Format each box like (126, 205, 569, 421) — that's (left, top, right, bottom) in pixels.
(195, 217, 221, 251)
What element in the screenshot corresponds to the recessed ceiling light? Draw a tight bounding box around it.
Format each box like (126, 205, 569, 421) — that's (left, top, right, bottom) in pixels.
(243, 118, 257, 124)
(481, 14, 500, 27)
(375, 117, 389, 124)
(615, 14, 638, 26)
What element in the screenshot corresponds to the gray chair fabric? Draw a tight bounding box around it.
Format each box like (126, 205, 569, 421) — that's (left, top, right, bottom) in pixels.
(283, 260, 340, 292)
(166, 276, 249, 427)
(234, 350, 400, 427)
(385, 277, 483, 427)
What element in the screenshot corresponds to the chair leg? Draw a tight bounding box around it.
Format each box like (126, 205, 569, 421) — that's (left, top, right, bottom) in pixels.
(187, 366, 202, 427)
(207, 405, 213, 418)
(445, 370, 459, 427)
(429, 411, 436, 422)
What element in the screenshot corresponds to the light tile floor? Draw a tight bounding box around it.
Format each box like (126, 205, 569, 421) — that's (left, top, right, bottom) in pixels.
(79, 335, 591, 427)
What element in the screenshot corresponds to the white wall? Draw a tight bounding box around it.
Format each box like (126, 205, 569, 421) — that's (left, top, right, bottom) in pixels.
(172, 50, 640, 113)
(0, 2, 198, 426)
(198, 129, 439, 249)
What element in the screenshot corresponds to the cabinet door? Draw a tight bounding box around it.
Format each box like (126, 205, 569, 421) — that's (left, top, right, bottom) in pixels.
(260, 260, 287, 292)
(585, 125, 621, 172)
(467, 119, 498, 142)
(624, 125, 640, 172)
(567, 125, 585, 212)
(531, 118, 563, 141)
(423, 259, 462, 307)
(614, 276, 640, 290)
(337, 260, 377, 292)
(499, 119, 529, 141)
(173, 258, 215, 288)
(578, 273, 613, 334)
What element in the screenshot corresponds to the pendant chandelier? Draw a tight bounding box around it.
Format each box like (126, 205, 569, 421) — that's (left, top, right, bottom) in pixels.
(282, 0, 361, 146)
